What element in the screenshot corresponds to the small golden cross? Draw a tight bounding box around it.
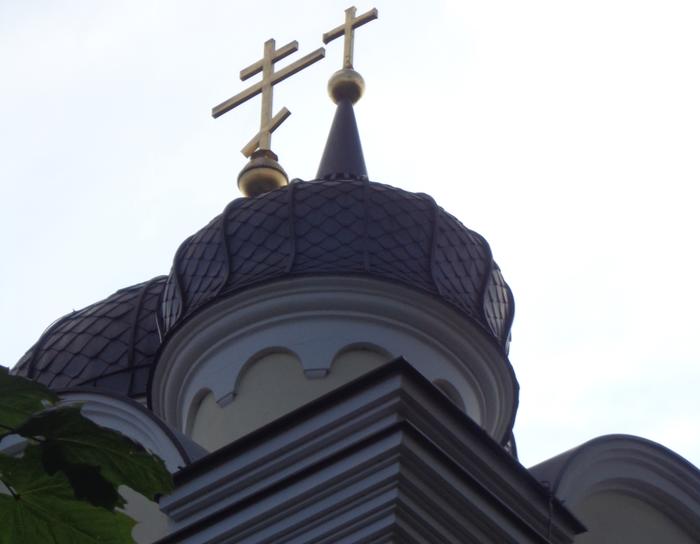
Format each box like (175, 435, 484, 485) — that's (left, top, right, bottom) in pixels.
(212, 39, 325, 157)
(323, 6, 378, 69)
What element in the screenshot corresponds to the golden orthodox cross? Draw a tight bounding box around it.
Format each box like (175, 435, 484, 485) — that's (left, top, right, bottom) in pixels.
(212, 39, 325, 157)
(323, 6, 378, 69)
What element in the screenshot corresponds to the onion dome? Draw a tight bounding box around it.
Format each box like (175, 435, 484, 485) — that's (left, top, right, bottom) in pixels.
(13, 277, 165, 397)
(161, 8, 513, 351)
(161, 14, 513, 352)
(161, 180, 514, 352)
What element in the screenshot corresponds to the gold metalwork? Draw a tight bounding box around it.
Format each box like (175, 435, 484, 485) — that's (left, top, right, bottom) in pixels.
(212, 38, 324, 196)
(323, 6, 378, 70)
(323, 6, 377, 104)
(241, 107, 290, 158)
(327, 68, 365, 104)
(237, 149, 288, 197)
(212, 39, 325, 157)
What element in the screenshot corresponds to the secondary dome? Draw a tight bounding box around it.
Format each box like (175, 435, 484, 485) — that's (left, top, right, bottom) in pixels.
(13, 277, 165, 397)
(161, 178, 514, 351)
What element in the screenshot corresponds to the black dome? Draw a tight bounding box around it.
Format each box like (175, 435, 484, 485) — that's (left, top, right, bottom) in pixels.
(13, 277, 165, 397)
(162, 179, 514, 351)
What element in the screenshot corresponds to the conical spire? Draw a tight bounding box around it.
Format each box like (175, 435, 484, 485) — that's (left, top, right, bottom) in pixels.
(317, 6, 377, 181)
(316, 98, 367, 179)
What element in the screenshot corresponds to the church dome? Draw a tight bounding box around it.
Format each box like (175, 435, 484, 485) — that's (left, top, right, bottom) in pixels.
(13, 276, 165, 398)
(161, 178, 514, 351)
(12, 42, 514, 400)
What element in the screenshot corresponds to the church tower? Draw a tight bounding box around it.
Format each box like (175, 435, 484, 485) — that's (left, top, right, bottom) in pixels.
(151, 6, 517, 454)
(9, 7, 700, 543)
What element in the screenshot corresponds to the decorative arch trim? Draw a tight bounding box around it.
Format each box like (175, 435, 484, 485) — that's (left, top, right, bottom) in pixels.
(533, 434, 700, 536)
(151, 276, 518, 445)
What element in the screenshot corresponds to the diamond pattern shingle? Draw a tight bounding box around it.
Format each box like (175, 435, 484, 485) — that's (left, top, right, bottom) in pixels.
(163, 179, 513, 350)
(13, 179, 515, 398)
(13, 276, 166, 397)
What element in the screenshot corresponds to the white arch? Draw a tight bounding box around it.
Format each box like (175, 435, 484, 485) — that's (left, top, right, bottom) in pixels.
(151, 276, 517, 444)
(534, 434, 700, 541)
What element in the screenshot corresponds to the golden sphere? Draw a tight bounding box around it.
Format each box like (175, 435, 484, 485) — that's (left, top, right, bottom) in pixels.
(237, 149, 288, 197)
(328, 69, 365, 104)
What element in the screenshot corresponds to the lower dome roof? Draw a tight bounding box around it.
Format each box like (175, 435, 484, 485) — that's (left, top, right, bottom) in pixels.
(13, 180, 515, 398)
(13, 276, 165, 397)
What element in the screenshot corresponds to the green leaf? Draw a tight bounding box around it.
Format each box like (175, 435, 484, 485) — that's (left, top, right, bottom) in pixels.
(41, 440, 123, 510)
(16, 406, 173, 501)
(0, 448, 135, 544)
(0, 368, 58, 433)
(0, 443, 46, 492)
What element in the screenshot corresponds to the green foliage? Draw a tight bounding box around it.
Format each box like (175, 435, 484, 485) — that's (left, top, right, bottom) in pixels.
(0, 367, 58, 431)
(0, 367, 174, 544)
(0, 447, 134, 544)
(16, 406, 173, 507)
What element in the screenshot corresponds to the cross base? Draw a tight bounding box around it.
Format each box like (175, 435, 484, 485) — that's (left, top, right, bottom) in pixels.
(237, 149, 288, 197)
(328, 68, 365, 104)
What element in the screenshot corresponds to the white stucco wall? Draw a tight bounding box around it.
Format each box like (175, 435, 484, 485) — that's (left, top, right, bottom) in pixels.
(191, 347, 388, 450)
(575, 491, 696, 543)
(533, 436, 700, 543)
(153, 276, 517, 446)
(120, 486, 170, 544)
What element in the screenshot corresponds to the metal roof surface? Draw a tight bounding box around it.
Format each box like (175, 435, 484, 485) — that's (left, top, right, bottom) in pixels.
(163, 179, 514, 351)
(13, 276, 165, 397)
(13, 180, 514, 399)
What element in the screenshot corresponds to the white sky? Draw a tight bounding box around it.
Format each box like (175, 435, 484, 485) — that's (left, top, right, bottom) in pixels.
(1, 0, 699, 470)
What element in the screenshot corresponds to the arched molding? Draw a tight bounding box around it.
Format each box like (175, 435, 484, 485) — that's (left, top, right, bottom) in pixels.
(232, 347, 302, 396)
(57, 388, 204, 472)
(151, 276, 518, 444)
(184, 386, 215, 438)
(433, 378, 466, 411)
(187, 350, 385, 451)
(544, 434, 700, 537)
(331, 342, 393, 364)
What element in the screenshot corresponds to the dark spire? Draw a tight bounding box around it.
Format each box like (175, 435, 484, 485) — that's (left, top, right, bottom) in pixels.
(317, 6, 377, 180)
(316, 98, 367, 180)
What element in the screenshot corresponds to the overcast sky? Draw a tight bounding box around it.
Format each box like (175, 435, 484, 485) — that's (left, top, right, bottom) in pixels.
(1, 0, 699, 469)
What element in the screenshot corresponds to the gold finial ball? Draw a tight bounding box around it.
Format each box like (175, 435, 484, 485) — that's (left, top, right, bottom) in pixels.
(328, 68, 365, 104)
(237, 149, 288, 197)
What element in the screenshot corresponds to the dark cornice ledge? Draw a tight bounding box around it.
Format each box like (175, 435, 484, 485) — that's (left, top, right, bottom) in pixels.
(157, 358, 584, 543)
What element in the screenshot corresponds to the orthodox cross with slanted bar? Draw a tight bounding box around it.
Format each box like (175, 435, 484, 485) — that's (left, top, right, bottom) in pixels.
(323, 6, 378, 69)
(212, 39, 325, 157)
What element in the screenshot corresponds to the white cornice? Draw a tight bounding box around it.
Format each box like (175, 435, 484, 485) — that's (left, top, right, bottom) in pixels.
(152, 275, 518, 443)
(58, 390, 198, 472)
(538, 434, 700, 537)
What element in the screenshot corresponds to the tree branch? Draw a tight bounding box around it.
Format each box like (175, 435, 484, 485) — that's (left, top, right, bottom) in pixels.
(0, 474, 18, 499)
(0, 422, 15, 433)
